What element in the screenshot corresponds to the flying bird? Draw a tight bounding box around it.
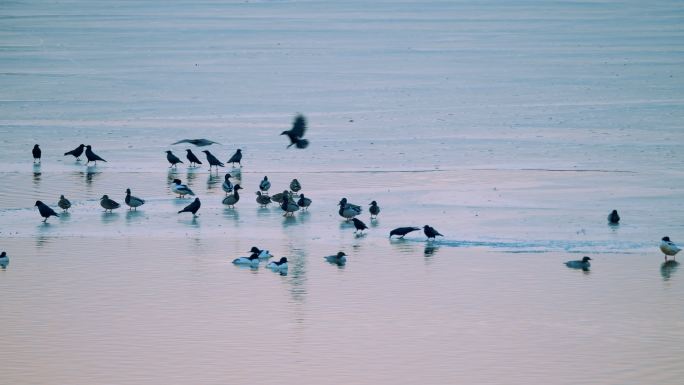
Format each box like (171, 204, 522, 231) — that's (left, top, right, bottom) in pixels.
(178, 197, 201, 217)
(85, 145, 106, 165)
(64, 144, 86, 160)
(172, 139, 220, 147)
(281, 114, 309, 149)
(32, 144, 41, 163)
(389, 227, 421, 238)
(35, 200, 59, 222)
(227, 149, 242, 167)
(166, 151, 183, 168)
(125, 188, 145, 210)
(202, 150, 224, 171)
(58, 195, 71, 212)
(171, 179, 195, 198)
(423, 225, 443, 240)
(185, 149, 203, 167)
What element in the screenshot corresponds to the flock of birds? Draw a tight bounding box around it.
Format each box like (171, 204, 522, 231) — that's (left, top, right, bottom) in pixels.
(4, 116, 680, 273)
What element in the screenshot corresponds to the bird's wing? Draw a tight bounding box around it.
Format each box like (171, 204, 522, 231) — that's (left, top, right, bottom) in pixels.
(291, 115, 307, 138)
(172, 139, 192, 145)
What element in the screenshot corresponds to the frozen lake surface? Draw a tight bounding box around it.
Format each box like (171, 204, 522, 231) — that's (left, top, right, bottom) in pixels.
(1, 1, 683, 384)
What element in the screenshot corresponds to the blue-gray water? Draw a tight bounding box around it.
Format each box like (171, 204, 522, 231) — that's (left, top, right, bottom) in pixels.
(1, 1, 683, 384)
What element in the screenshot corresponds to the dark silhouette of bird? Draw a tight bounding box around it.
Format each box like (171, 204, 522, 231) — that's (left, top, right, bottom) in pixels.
(172, 139, 220, 147)
(227, 149, 242, 167)
(35, 200, 59, 222)
(222, 174, 233, 195)
(85, 145, 106, 165)
(222, 185, 243, 208)
(185, 149, 202, 167)
(32, 144, 41, 163)
(369, 201, 380, 219)
(297, 194, 312, 210)
(0, 251, 8, 269)
(565, 256, 592, 270)
(389, 227, 421, 238)
(608, 210, 620, 225)
(352, 218, 368, 233)
(166, 151, 183, 168)
(281, 114, 309, 149)
(100, 195, 120, 212)
(270, 191, 287, 204)
(290, 179, 302, 195)
(58, 195, 71, 212)
(64, 144, 86, 160)
(256, 191, 272, 207)
(178, 197, 201, 217)
(280, 190, 299, 216)
(259, 176, 271, 194)
(423, 225, 443, 240)
(202, 150, 224, 171)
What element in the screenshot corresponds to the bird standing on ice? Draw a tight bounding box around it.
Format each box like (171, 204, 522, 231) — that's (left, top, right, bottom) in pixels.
(660, 236, 681, 261)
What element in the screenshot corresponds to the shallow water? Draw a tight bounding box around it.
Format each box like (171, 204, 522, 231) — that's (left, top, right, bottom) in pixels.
(1, 1, 684, 384)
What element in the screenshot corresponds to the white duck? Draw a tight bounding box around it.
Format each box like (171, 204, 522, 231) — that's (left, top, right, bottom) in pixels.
(267, 257, 288, 271)
(232, 251, 260, 268)
(660, 236, 681, 261)
(171, 179, 195, 198)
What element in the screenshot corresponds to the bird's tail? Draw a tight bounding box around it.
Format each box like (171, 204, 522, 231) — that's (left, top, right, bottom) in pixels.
(177, 209, 184, 214)
(296, 139, 309, 149)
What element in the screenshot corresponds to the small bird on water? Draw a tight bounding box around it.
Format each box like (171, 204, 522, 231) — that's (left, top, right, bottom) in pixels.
(565, 256, 592, 270)
(100, 195, 120, 212)
(171, 179, 195, 198)
(227, 149, 242, 167)
(281, 114, 309, 149)
(166, 151, 183, 168)
(352, 218, 368, 234)
(290, 179, 302, 195)
(338, 198, 362, 220)
(0, 251, 8, 269)
(256, 191, 272, 207)
(423, 225, 443, 240)
(607, 210, 620, 225)
(389, 227, 421, 238)
(369, 201, 380, 219)
(202, 150, 224, 171)
(325, 252, 347, 265)
(297, 194, 312, 210)
(125, 188, 145, 210)
(58, 195, 71, 212)
(85, 145, 107, 165)
(178, 197, 201, 217)
(64, 144, 86, 160)
(35, 200, 59, 222)
(267, 257, 289, 271)
(172, 139, 220, 147)
(32, 144, 41, 163)
(259, 176, 271, 194)
(660, 236, 681, 261)
(185, 149, 203, 167)
(222, 185, 243, 208)
(222, 174, 233, 195)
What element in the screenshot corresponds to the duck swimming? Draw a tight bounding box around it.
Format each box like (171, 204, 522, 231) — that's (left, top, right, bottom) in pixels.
(325, 252, 347, 265)
(565, 256, 591, 270)
(267, 257, 288, 271)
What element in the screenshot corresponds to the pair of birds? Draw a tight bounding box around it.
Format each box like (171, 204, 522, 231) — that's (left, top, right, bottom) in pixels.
(99, 189, 146, 212)
(562, 236, 681, 271)
(232, 247, 287, 271)
(63, 144, 107, 165)
(337, 199, 381, 221)
(388, 225, 443, 240)
(166, 149, 242, 169)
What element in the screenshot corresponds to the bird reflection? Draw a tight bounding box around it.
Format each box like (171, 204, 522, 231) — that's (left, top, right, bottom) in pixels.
(661, 260, 680, 281)
(85, 167, 100, 185)
(100, 212, 120, 223)
(32, 164, 41, 183)
(207, 174, 220, 190)
(186, 168, 198, 184)
(424, 244, 440, 257)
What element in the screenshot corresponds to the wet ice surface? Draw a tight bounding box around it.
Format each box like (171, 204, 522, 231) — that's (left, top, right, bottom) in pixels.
(1, 1, 684, 384)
